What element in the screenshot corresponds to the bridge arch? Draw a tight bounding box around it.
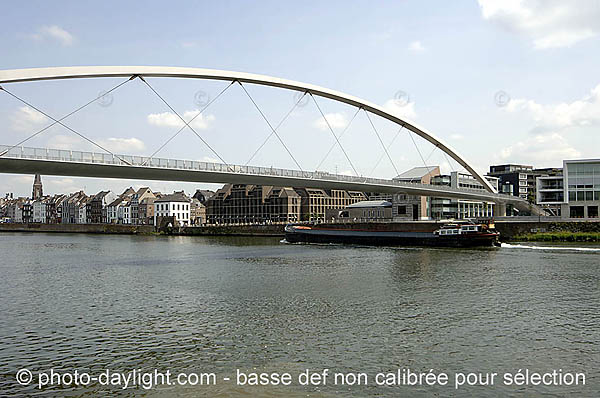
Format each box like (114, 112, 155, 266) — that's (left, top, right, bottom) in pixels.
(0, 66, 496, 193)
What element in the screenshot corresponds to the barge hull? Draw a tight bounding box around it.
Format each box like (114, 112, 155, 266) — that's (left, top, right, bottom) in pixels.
(285, 229, 499, 248)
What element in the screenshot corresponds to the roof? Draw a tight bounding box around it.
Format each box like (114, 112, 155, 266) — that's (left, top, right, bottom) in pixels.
(394, 166, 439, 181)
(135, 187, 151, 195)
(277, 187, 300, 198)
(120, 187, 135, 198)
(193, 189, 215, 200)
(347, 200, 392, 208)
(93, 190, 111, 200)
(155, 192, 190, 203)
(108, 197, 125, 207)
(490, 164, 533, 169)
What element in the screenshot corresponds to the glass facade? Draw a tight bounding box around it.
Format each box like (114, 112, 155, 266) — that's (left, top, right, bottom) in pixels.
(566, 161, 600, 203)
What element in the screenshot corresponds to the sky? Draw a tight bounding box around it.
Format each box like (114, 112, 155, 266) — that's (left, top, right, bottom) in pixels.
(1, 0, 599, 197)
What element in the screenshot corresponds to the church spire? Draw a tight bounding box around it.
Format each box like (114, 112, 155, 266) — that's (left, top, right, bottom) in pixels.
(32, 174, 43, 200)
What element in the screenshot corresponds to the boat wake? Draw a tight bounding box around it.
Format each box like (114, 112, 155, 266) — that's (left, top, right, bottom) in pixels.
(501, 243, 600, 252)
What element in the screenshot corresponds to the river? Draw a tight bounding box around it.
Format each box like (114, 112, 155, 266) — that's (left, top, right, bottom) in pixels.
(0, 232, 598, 397)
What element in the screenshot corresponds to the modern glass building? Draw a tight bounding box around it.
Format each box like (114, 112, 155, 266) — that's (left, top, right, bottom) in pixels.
(537, 159, 600, 219)
(563, 159, 600, 218)
(430, 172, 498, 220)
(536, 175, 564, 216)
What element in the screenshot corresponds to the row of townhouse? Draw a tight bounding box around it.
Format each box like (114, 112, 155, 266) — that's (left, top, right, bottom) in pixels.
(2, 192, 100, 224)
(2, 189, 131, 224)
(1, 196, 33, 223)
(106, 187, 158, 225)
(2, 187, 211, 227)
(1, 173, 211, 226)
(2, 194, 62, 223)
(109, 189, 210, 227)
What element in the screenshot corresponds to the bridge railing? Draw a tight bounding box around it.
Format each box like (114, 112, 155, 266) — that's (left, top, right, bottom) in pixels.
(1, 144, 507, 199)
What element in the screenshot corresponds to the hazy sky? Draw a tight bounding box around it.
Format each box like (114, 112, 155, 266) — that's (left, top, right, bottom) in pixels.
(1, 0, 599, 197)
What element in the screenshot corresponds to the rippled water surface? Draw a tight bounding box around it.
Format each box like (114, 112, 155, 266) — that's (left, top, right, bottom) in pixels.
(0, 233, 598, 397)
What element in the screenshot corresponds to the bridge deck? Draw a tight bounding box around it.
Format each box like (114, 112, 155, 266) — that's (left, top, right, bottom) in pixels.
(0, 144, 525, 204)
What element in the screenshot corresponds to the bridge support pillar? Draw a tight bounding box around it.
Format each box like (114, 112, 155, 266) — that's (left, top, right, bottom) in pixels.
(495, 203, 507, 217)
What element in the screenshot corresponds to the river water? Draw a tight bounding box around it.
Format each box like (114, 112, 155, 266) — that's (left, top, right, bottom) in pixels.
(0, 232, 598, 397)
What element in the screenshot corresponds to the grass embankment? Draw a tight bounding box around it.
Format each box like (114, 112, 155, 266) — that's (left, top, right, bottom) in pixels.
(514, 232, 600, 242)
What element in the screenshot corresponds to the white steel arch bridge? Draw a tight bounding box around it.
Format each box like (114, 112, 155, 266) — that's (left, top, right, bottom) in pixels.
(0, 66, 540, 214)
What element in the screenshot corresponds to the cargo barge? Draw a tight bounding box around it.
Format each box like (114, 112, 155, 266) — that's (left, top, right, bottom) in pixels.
(284, 221, 500, 248)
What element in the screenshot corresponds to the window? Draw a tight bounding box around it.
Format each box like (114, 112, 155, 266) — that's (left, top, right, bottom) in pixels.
(588, 206, 599, 218)
(586, 191, 593, 201)
(398, 205, 407, 215)
(519, 180, 528, 186)
(570, 206, 584, 218)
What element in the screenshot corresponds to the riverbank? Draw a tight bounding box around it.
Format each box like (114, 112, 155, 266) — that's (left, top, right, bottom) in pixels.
(495, 220, 600, 241)
(0, 223, 154, 234)
(176, 224, 284, 236)
(514, 231, 600, 242)
(3, 220, 600, 241)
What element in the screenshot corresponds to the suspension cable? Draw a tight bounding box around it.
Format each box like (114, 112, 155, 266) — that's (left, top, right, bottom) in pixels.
(0, 77, 134, 158)
(363, 109, 399, 176)
(238, 81, 304, 172)
(406, 128, 432, 176)
(311, 93, 359, 177)
(245, 91, 307, 166)
(139, 76, 231, 168)
(0, 84, 134, 164)
(424, 139, 462, 174)
(142, 81, 234, 166)
(315, 106, 361, 171)
(424, 144, 438, 163)
(442, 149, 461, 173)
(370, 125, 404, 176)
